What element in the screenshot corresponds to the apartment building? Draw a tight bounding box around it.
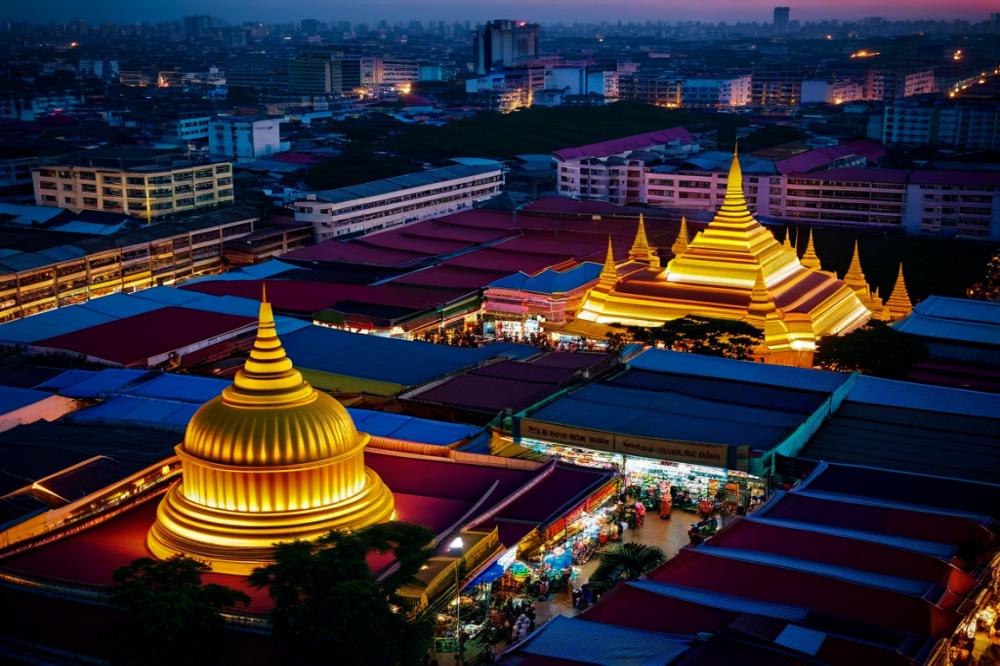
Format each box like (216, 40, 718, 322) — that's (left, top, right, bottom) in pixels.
(32, 160, 235, 221)
(677, 77, 752, 108)
(0, 207, 258, 322)
(209, 114, 285, 164)
(554, 128, 700, 205)
(881, 96, 1000, 150)
(294, 164, 503, 241)
(751, 64, 805, 108)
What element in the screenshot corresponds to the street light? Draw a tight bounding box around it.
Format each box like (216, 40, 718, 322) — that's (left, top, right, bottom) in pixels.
(450, 537, 464, 665)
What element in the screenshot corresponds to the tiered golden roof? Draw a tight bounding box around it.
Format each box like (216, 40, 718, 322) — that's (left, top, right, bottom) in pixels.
(841, 241, 876, 310)
(628, 215, 659, 267)
(671, 216, 689, 256)
(574, 151, 872, 359)
(884, 264, 913, 319)
(799, 228, 822, 271)
(148, 291, 395, 574)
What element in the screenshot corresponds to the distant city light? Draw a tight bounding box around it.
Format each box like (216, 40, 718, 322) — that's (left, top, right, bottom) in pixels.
(849, 49, 879, 59)
(953, 49, 963, 61)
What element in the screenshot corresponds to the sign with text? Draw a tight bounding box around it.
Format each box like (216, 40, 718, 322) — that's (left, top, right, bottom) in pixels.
(520, 419, 731, 469)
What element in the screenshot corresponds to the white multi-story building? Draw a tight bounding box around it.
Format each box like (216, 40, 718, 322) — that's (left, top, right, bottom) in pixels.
(555, 128, 700, 204)
(209, 115, 286, 164)
(680, 77, 751, 108)
(881, 97, 1000, 151)
(32, 161, 235, 221)
(0, 94, 83, 121)
(295, 164, 504, 241)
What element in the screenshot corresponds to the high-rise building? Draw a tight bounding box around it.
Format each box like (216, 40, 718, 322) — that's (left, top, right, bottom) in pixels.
(209, 115, 285, 164)
(183, 15, 212, 39)
(773, 6, 790, 34)
(473, 19, 541, 74)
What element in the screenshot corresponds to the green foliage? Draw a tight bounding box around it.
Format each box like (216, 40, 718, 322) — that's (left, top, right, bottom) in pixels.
(249, 522, 436, 666)
(109, 556, 250, 666)
(630, 315, 763, 360)
(815, 320, 928, 378)
(590, 542, 667, 586)
(303, 146, 424, 190)
(968, 253, 1000, 301)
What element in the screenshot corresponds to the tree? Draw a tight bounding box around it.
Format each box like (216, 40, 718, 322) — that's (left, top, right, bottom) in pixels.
(589, 542, 666, 587)
(249, 522, 436, 666)
(109, 556, 250, 666)
(815, 320, 928, 378)
(630, 316, 763, 360)
(968, 253, 1000, 301)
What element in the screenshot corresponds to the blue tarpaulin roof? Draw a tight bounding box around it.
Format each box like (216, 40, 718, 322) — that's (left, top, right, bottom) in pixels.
(0, 385, 55, 415)
(183, 259, 297, 284)
(0, 286, 308, 345)
(514, 615, 689, 666)
(847, 375, 1000, 419)
(528, 382, 800, 448)
(894, 295, 1000, 345)
(628, 579, 809, 621)
(41, 369, 153, 399)
(65, 395, 198, 432)
(629, 348, 850, 393)
(125, 374, 229, 404)
(347, 408, 481, 446)
(487, 262, 602, 294)
(281, 326, 532, 386)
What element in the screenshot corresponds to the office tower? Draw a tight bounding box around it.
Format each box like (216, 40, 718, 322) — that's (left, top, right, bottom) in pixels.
(773, 6, 790, 34)
(473, 19, 541, 74)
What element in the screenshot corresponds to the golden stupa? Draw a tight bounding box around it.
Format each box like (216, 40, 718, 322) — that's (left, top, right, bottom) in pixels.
(574, 149, 872, 362)
(148, 290, 395, 574)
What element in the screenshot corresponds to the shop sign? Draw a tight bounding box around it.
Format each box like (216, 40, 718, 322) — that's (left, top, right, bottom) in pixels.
(521, 419, 730, 469)
(521, 419, 615, 453)
(617, 434, 726, 467)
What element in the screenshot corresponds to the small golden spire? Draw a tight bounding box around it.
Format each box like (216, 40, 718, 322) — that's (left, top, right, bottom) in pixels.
(884, 263, 913, 319)
(842, 240, 874, 308)
(800, 228, 822, 271)
(671, 216, 689, 256)
(782, 227, 793, 251)
(629, 214, 657, 266)
(599, 236, 618, 286)
(744, 268, 792, 353)
(226, 296, 313, 407)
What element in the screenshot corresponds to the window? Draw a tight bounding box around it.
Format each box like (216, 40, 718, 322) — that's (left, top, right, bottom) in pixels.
(64, 197, 75, 204)
(63, 183, 74, 191)
(38, 181, 56, 190)
(127, 177, 146, 185)
(43, 194, 57, 202)
(83, 197, 98, 206)
(81, 183, 97, 193)
(79, 171, 96, 180)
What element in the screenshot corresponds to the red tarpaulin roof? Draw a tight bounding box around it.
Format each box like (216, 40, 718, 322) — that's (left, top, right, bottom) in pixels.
(35, 307, 254, 366)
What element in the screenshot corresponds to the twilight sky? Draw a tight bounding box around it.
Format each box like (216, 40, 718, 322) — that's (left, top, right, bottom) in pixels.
(8, 0, 995, 23)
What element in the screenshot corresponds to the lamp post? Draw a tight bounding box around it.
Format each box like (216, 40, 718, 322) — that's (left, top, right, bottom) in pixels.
(449, 536, 464, 666)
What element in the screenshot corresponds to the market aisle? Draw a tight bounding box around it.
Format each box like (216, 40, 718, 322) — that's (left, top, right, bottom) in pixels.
(532, 510, 700, 625)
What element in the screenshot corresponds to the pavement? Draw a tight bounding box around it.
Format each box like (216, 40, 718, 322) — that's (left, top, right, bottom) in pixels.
(533, 509, 701, 624)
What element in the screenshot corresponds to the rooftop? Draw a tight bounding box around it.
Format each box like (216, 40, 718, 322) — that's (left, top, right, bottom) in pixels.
(552, 127, 696, 161)
(308, 164, 502, 205)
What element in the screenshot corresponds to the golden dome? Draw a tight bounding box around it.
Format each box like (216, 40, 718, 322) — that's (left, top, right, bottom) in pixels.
(147, 289, 396, 575)
(182, 297, 361, 466)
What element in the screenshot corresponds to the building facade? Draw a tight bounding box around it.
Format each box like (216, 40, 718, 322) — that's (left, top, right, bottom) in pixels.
(473, 19, 541, 74)
(209, 115, 285, 164)
(0, 208, 257, 322)
(294, 164, 504, 241)
(33, 161, 234, 221)
(881, 97, 1000, 150)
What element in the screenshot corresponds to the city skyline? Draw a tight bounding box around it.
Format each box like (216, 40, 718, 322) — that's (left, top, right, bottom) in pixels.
(6, 0, 997, 24)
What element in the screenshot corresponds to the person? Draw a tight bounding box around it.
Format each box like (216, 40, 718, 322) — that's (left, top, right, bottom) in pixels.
(581, 583, 593, 608)
(538, 579, 549, 601)
(571, 586, 581, 609)
(635, 501, 646, 526)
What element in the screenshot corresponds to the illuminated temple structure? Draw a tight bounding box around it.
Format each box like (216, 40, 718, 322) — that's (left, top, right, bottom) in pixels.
(147, 292, 396, 574)
(574, 150, 901, 365)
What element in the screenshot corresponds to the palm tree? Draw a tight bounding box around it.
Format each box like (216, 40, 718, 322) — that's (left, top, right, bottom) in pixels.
(589, 542, 666, 586)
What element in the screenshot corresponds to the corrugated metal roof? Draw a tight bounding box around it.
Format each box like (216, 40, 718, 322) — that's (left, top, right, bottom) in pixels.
(847, 375, 1000, 418)
(697, 545, 932, 596)
(313, 164, 500, 205)
(528, 382, 798, 448)
(629, 349, 849, 393)
(774, 624, 827, 656)
(628, 579, 810, 621)
(0, 385, 54, 416)
(894, 295, 1000, 345)
(66, 395, 199, 432)
(487, 262, 602, 293)
(347, 408, 481, 446)
(516, 615, 690, 666)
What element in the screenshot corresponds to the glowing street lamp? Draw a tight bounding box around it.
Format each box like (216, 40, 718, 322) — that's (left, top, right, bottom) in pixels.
(450, 536, 464, 664)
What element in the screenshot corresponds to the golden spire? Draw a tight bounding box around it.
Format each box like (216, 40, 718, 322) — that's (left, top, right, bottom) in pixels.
(744, 268, 792, 353)
(884, 263, 913, 319)
(226, 289, 313, 407)
(671, 216, 689, 256)
(871, 287, 890, 321)
(841, 240, 874, 307)
(599, 236, 618, 287)
(782, 227, 793, 252)
(720, 147, 751, 218)
(800, 228, 822, 271)
(629, 214, 659, 267)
